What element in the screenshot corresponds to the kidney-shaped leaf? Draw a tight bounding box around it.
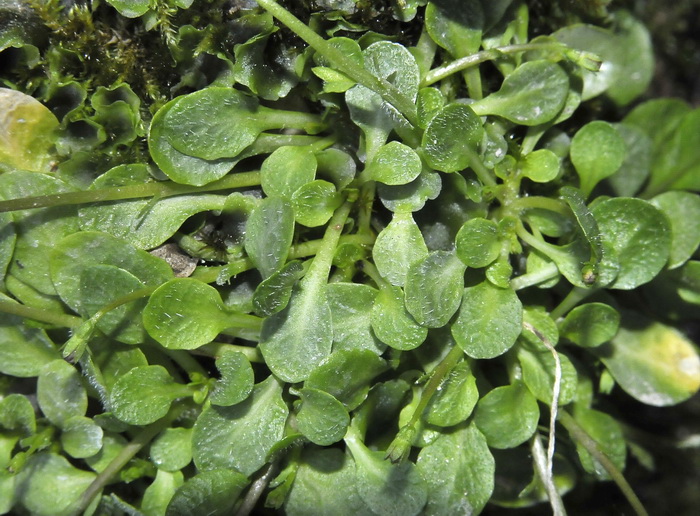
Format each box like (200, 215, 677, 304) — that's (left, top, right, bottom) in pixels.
(110, 365, 190, 425)
(163, 87, 263, 160)
(260, 145, 317, 199)
(285, 448, 372, 516)
(517, 342, 578, 406)
(422, 103, 483, 173)
(193, 376, 288, 476)
(105, 0, 150, 18)
(79, 164, 228, 249)
(371, 285, 428, 351)
(296, 388, 350, 446)
(0, 309, 59, 377)
(305, 349, 388, 411)
(16, 453, 95, 516)
(452, 281, 522, 359)
(650, 191, 700, 269)
(473, 382, 539, 449)
(366, 142, 422, 186)
(570, 121, 626, 197)
(471, 61, 569, 125)
(592, 314, 700, 406)
(151, 427, 193, 472)
(209, 351, 254, 407)
(259, 280, 333, 383)
(37, 359, 87, 428)
(0, 171, 78, 296)
(404, 251, 466, 328)
(51, 231, 173, 313)
(559, 302, 620, 348)
(60, 415, 103, 459)
(455, 217, 501, 268)
(373, 210, 428, 286)
(327, 282, 384, 354)
(144, 278, 237, 350)
(345, 436, 427, 516)
(592, 198, 671, 290)
(425, 0, 483, 57)
(244, 196, 295, 279)
(252, 260, 305, 316)
(519, 148, 560, 183)
(571, 406, 626, 481)
(77, 264, 149, 344)
(377, 169, 442, 213)
(148, 96, 238, 186)
(553, 16, 653, 105)
(424, 361, 478, 427)
(0, 393, 36, 435)
(292, 180, 343, 227)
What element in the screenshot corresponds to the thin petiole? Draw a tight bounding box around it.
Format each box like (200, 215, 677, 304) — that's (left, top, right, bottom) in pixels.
(423, 42, 601, 86)
(559, 410, 649, 516)
(0, 171, 261, 213)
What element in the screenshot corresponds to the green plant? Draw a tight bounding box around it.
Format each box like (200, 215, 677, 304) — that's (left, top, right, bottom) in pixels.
(1, 1, 700, 515)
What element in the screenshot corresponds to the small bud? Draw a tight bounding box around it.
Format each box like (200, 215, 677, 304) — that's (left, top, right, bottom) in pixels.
(385, 425, 417, 464)
(565, 49, 603, 72)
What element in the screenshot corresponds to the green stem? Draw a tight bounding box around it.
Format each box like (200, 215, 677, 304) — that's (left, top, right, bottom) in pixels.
(257, 108, 326, 131)
(511, 196, 571, 216)
(510, 261, 559, 290)
(226, 312, 264, 330)
(409, 345, 464, 427)
(191, 233, 374, 284)
(549, 286, 595, 320)
(466, 147, 497, 187)
(463, 67, 483, 100)
(356, 181, 376, 235)
(423, 42, 574, 86)
(195, 342, 265, 363)
(559, 410, 649, 516)
(0, 172, 261, 213)
(292, 233, 373, 260)
(77, 404, 188, 514)
(252, 133, 329, 154)
(360, 260, 388, 289)
(255, 0, 419, 128)
(412, 26, 438, 79)
(63, 286, 158, 362)
(520, 124, 548, 155)
(304, 200, 353, 286)
(162, 349, 209, 378)
(0, 299, 81, 327)
(386, 344, 464, 463)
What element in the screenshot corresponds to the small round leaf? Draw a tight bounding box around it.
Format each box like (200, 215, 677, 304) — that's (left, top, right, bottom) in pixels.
(473, 383, 539, 449)
(592, 198, 671, 290)
(559, 302, 620, 348)
(110, 365, 188, 425)
(423, 103, 483, 173)
(367, 142, 422, 185)
(452, 281, 522, 359)
(571, 121, 626, 196)
(296, 388, 350, 446)
(455, 218, 500, 268)
(210, 351, 254, 407)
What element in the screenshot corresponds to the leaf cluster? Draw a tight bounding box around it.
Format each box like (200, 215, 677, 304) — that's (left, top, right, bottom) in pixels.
(1, 1, 700, 515)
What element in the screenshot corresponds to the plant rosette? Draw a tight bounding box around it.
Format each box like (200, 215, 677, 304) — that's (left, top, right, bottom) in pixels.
(1, 1, 699, 515)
